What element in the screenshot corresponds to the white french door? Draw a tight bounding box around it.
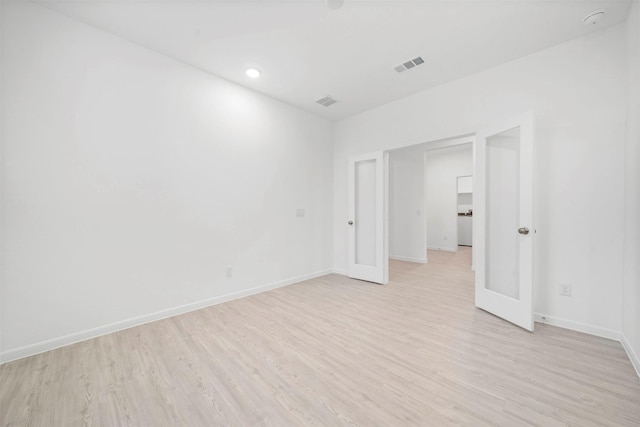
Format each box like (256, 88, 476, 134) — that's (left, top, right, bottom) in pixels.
(347, 151, 389, 284)
(475, 112, 534, 331)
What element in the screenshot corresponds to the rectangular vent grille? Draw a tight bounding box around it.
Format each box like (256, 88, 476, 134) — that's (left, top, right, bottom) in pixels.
(395, 56, 425, 73)
(316, 95, 338, 107)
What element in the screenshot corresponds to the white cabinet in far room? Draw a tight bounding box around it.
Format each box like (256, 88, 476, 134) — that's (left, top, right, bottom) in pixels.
(457, 175, 473, 193)
(457, 175, 473, 247)
(458, 216, 473, 246)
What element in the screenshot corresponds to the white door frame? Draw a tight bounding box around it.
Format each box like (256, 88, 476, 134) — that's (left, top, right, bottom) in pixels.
(348, 116, 534, 326)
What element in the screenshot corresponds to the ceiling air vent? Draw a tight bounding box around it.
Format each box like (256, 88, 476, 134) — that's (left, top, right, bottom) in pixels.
(395, 56, 425, 73)
(316, 95, 338, 107)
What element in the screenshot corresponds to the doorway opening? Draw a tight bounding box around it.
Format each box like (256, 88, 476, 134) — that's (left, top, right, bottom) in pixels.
(387, 135, 474, 273)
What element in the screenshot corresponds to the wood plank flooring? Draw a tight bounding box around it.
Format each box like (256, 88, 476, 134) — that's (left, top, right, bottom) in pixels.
(2, 247, 640, 426)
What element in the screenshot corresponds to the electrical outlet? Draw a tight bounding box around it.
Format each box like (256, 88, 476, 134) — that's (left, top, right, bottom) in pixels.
(559, 283, 571, 297)
(225, 265, 233, 278)
(296, 208, 305, 217)
(443, 235, 448, 241)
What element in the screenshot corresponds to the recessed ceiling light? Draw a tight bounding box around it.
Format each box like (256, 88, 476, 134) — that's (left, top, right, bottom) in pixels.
(246, 68, 261, 78)
(326, 0, 344, 10)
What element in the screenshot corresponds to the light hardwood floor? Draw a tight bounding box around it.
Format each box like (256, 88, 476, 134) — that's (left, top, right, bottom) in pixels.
(2, 247, 640, 426)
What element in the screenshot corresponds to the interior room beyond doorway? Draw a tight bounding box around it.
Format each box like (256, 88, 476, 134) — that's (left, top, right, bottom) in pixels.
(388, 135, 474, 274)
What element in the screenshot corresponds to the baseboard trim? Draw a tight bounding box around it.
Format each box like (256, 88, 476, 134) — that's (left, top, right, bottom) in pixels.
(427, 246, 457, 253)
(534, 313, 621, 341)
(0, 269, 333, 365)
(389, 255, 427, 264)
(621, 333, 640, 379)
(332, 268, 347, 276)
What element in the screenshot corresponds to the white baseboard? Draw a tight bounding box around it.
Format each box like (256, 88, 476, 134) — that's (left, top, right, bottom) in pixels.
(332, 268, 347, 276)
(534, 313, 621, 341)
(621, 333, 640, 379)
(0, 269, 333, 364)
(389, 255, 427, 264)
(427, 246, 457, 253)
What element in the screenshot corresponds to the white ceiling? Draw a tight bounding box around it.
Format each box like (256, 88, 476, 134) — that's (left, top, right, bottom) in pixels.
(37, 0, 632, 121)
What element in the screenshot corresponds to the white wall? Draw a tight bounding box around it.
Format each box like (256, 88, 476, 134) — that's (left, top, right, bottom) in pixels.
(333, 24, 626, 337)
(622, 1, 640, 375)
(0, 2, 333, 361)
(425, 146, 472, 252)
(389, 147, 426, 263)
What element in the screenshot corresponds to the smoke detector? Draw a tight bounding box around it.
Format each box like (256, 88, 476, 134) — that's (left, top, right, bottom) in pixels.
(583, 10, 605, 26)
(395, 56, 425, 73)
(316, 95, 338, 107)
(326, 0, 344, 10)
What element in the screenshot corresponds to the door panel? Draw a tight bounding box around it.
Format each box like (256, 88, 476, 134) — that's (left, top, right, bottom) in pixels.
(354, 159, 377, 267)
(348, 151, 388, 284)
(486, 130, 520, 299)
(475, 113, 534, 331)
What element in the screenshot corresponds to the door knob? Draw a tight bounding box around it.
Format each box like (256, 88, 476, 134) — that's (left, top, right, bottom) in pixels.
(518, 227, 529, 235)
(348, 221, 354, 225)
